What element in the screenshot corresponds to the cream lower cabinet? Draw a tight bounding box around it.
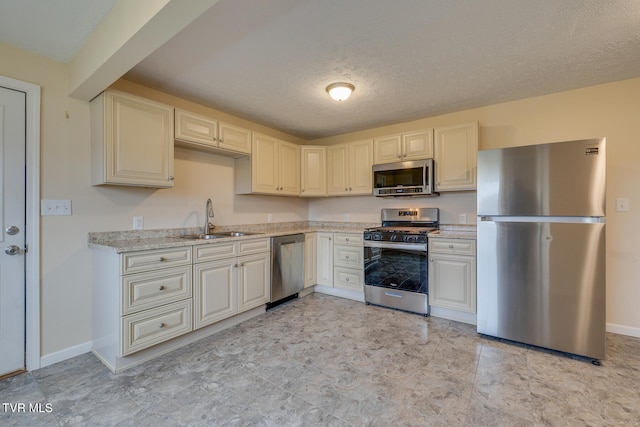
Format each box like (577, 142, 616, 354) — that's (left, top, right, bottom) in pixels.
(193, 238, 270, 329)
(316, 232, 334, 286)
(332, 233, 364, 292)
(434, 121, 478, 191)
(92, 246, 193, 370)
(428, 238, 476, 313)
(91, 90, 175, 188)
(304, 232, 317, 288)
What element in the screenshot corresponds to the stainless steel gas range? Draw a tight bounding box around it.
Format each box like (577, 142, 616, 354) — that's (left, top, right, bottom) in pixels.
(363, 208, 439, 316)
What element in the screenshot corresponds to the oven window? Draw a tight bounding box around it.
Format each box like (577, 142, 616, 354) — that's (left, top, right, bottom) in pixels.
(374, 166, 424, 188)
(364, 247, 427, 293)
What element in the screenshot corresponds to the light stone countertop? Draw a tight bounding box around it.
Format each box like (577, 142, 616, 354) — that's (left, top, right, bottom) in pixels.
(428, 224, 477, 240)
(88, 221, 378, 253)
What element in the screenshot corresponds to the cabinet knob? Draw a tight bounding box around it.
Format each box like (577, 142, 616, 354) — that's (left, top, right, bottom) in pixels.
(449, 244, 454, 249)
(169, 176, 174, 181)
(349, 187, 352, 191)
(345, 255, 350, 259)
(301, 188, 305, 192)
(219, 139, 224, 143)
(159, 323, 165, 329)
(345, 277, 350, 282)
(159, 257, 167, 262)
(159, 285, 165, 290)
(345, 238, 350, 242)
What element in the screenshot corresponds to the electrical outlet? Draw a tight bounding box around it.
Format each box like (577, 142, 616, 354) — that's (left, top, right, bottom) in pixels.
(267, 213, 272, 222)
(133, 216, 144, 230)
(616, 198, 630, 212)
(459, 213, 467, 224)
(344, 213, 350, 221)
(41, 199, 72, 216)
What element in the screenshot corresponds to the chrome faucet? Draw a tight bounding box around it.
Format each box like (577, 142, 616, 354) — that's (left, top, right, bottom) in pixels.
(204, 198, 215, 234)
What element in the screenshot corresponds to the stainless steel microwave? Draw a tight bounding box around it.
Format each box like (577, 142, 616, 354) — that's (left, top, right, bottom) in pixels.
(372, 159, 436, 197)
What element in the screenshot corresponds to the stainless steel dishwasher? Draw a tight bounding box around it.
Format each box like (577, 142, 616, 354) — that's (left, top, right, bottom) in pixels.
(268, 233, 305, 309)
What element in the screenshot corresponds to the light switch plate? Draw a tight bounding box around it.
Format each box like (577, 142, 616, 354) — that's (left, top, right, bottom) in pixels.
(41, 199, 72, 216)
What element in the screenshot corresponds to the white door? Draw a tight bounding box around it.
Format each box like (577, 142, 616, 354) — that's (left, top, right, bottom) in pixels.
(0, 86, 26, 376)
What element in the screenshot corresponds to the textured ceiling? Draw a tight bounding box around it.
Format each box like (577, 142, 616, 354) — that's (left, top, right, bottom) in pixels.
(2, 0, 640, 140)
(124, 0, 640, 139)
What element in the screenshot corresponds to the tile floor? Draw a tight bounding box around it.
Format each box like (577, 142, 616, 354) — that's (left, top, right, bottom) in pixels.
(1, 293, 640, 426)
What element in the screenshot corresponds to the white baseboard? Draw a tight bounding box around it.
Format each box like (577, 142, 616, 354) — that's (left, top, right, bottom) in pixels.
(40, 341, 92, 369)
(430, 306, 477, 325)
(313, 285, 365, 302)
(607, 322, 640, 338)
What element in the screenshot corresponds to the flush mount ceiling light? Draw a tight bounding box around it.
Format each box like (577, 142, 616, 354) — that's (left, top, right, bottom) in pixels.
(326, 82, 355, 102)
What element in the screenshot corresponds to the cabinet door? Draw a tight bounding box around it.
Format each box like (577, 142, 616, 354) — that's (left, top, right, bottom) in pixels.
(279, 140, 301, 195)
(174, 109, 217, 147)
(238, 252, 270, 312)
(348, 139, 373, 195)
(219, 122, 251, 155)
(402, 129, 433, 160)
(429, 253, 476, 313)
(96, 90, 174, 187)
(373, 134, 401, 164)
(316, 233, 334, 286)
(327, 144, 349, 195)
(304, 233, 317, 288)
(193, 260, 237, 329)
(251, 133, 279, 193)
(301, 146, 327, 196)
(434, 122, 478, 191)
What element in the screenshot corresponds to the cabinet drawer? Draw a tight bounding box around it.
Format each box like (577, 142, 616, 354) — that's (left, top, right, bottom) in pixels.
(334, 266, 363, 291)
(194, 242, 237, 263)
(121, 299, 192, 356)
(238, 238, 270, 255)
(333, 233, 363, 246)
(122, 247, 192, 275)
(429, 238, 475, 255)
(121, 266, 192, 315)
(334, 245, 363, 268)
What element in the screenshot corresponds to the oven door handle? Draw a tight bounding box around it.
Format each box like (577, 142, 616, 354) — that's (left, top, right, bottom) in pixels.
(363, 241, 427, 251)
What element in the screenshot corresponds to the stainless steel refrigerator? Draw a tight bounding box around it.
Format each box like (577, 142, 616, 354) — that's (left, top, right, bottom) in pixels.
(476, 138, 606, 360)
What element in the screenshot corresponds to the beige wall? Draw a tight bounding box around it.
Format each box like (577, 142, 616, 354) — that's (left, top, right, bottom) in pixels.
(0, 42, 308, 358)
(309, 78, 640, 334)
(2, 39, 640, 361)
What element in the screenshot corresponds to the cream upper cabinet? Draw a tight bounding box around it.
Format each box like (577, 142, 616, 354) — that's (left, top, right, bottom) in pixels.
(91, 90, 174, 188)
(434, 121, 478, 191)
(174, 109, 251, 156)
(373, 129, 433, 164)
(301, 146, 327, 197)
(327, 139, 373, 196)
(235, 133, 300, 196)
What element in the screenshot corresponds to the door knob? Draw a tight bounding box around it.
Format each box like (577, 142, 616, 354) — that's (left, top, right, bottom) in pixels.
(5, 245, 20, 255)
(5, 225, 20, 235)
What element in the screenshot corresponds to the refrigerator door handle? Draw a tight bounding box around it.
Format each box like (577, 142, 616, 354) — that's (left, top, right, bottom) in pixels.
(478, 215, 605, 224)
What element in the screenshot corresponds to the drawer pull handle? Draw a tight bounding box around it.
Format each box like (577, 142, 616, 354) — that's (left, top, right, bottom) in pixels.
(159, 257, 167, 262)
(159, 285, 165, 291)
(448, 245, 454, 249)
(159, 323, 165, 329)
